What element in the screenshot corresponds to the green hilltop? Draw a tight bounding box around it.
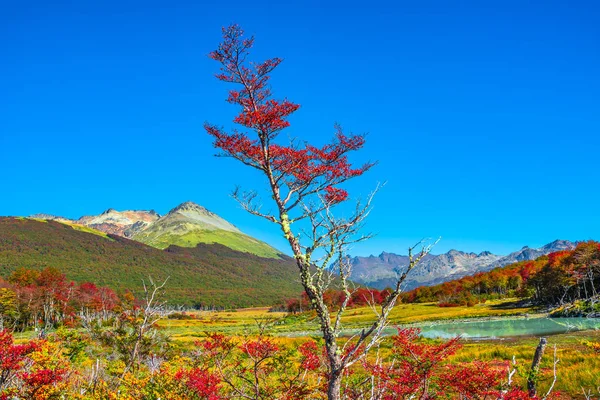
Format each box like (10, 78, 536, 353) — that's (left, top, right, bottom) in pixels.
(134, 228, 280, 258)
(132, 201, 282, 258)
(0, 217, 300, 307)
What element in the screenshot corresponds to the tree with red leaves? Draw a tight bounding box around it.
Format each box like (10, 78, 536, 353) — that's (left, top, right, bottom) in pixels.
(0, 330, 38, 391)
(206, 24, 435, 399)
(0, 330, 69, 399)
(362, 328, 506, 399)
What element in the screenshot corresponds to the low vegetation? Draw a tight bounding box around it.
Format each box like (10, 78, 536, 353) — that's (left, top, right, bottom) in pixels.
(0, 265, 597, 398)
(1, 300, 598, 398)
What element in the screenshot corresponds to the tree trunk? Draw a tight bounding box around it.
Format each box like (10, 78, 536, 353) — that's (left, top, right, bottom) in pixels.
(528, 337, 547, 397)
(327, 368, 343, 400)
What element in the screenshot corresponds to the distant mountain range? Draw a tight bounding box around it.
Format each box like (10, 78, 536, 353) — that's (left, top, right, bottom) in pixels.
(31, 201, 280, 258)
(350, 240, 576, 290)
(17, 203, 580, 297)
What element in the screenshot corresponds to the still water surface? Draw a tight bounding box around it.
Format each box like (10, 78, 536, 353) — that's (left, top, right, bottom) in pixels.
(284, 318, 600, 339)
(413, 317, 600, 339)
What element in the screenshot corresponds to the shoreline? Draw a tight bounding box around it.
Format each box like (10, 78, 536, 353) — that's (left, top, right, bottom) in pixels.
(279, 312, 600, 339)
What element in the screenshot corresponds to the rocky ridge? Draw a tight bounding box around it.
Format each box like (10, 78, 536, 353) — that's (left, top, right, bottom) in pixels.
(29, 201, 279, 258)
(350, 240, 576, 290)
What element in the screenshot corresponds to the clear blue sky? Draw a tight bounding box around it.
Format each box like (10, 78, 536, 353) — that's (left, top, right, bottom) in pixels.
(1, 0, 598, 256)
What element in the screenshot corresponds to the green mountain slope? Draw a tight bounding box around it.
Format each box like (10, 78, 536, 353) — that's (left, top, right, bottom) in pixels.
(0, 217, 300, 307)
(131, 202, 281, 258)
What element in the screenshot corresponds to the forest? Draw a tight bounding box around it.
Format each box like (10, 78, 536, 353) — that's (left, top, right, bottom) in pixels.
(399, 241, 600, 313)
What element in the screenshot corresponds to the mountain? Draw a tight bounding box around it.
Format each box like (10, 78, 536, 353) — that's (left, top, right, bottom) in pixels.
(0, 217, 299, 307)
(77, 209, 160, 237)
(488, 240, 575, 268)
(131, 202, 279, 258)
(30, 201, 281, 259)
(350, 240, 576, 290)
(30, 213, 75, 224)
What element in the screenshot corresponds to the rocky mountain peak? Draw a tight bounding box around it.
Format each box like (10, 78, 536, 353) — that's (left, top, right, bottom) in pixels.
(30, 213, 64, 220)
(349, 240, 575, 291)
(29, 214, 74, 224)
(541, 239, 575, 251)
(146, 201, 242, 236)
(169, 201, 212, 216)
(25, 202, 278, 258)
(74, 208, 161, 238)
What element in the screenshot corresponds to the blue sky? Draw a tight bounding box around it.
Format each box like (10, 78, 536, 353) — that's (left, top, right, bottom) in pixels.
(1, 0, 599, 256)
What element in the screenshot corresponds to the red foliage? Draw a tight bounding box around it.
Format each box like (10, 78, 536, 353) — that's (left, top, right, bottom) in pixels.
(501, 387, 544, 399)
(20, 368, 67, 397)
(437, 302, 461, 307)
(324, 186, 349, 204)
(285, 298, 303, 313)
(0, 331, 66, 398)
(363, 328, 509, 399)
(440, 361, 504, 398)
(298, 341, 321, 371)
(284, 288, 392, 312)
(0, 330, 39, 387)
(176, 368, 222, 400)
(206, 25, 372, 209)
(240, 337, 279, 360)
(520, 261, 536, 281)
(547, 250, 571, 267)
(3, 267, 124, 330)
(198, 333, 235, 357)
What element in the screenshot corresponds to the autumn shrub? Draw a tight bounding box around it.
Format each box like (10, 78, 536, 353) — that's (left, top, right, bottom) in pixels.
(173, 328, 550, 399)
(0, 330, 70, 399)
(189, 332, 318, 399)
(1, 324, 566, 399)
(168, 312, 196, 320)
(438, 302, 461, 308)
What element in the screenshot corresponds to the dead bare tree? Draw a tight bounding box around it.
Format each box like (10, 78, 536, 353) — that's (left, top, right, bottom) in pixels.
(116, 276, 170, 379)
(501, 341, 559, 400)
(542, 345, 560, 400)
(528, 337, 548, 397)
(582, 387, 600, 400)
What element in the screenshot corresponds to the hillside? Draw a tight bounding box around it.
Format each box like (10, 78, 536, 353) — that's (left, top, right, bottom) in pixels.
(0, 217, 300, 307)
(30, 201, 281, 258)
(350, 240, 576, 290)
(131, 202, 280, 258)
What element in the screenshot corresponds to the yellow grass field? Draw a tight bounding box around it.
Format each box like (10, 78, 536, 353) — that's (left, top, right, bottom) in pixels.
(157, 300, 599, 397)
(158, 299, 533, 340)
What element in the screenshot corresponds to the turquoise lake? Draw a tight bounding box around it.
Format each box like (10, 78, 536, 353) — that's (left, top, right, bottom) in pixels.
(283, 317, 600, 339)
(414, 317, 600, 339)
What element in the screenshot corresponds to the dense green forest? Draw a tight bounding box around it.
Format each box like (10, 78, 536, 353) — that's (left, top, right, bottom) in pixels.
(0, 218, 301, 307)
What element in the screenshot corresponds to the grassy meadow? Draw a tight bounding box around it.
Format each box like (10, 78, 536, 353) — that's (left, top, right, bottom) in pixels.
(453, 330, 600, 398)
(158, 299, 533, 340)
(155, 300, 599, 397)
